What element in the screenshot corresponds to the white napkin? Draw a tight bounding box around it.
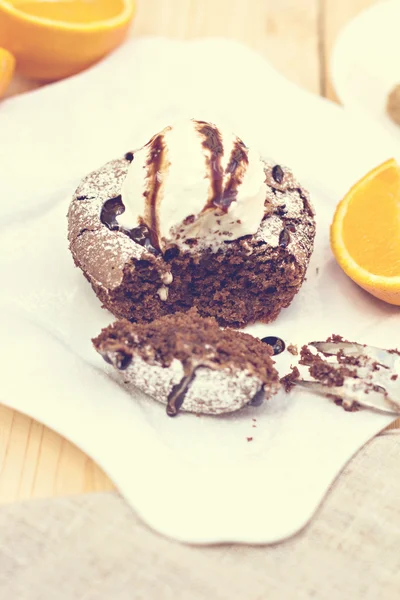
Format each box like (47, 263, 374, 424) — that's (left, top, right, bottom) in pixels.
(0, 38, 399, 544)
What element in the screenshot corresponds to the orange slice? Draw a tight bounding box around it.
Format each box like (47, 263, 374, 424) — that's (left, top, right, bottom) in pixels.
(0, 0, 136, 81)
(331, 158, 400, 305)
(0, 47, 15, 97)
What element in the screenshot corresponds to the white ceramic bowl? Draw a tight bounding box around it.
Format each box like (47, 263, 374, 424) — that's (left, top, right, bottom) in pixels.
(332, 0, 400, 139)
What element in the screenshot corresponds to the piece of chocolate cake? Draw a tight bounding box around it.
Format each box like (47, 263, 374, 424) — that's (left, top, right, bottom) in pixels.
(93, 309, 280, 416)
(68, 119, 316, 327)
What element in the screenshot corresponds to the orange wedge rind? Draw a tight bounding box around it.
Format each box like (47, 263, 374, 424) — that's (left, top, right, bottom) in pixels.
(330, 158, 400, 305)
(0, 47, 15, 97)
(0, 0, 136, 81)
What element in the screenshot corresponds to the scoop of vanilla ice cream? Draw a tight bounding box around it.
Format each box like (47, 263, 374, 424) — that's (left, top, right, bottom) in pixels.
(119, 119, 267, 253)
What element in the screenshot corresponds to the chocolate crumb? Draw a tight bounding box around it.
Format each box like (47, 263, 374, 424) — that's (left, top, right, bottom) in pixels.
(299, 345, 316, 366)
(333, 396, 360, 412)
(326, 334, 347, 343)
(300, 345, 357, 386)
(287, 343, 298, 356)
(336, 350, 361, 367)
(280, 366, 300, 392)
(310, 361, 356, 387)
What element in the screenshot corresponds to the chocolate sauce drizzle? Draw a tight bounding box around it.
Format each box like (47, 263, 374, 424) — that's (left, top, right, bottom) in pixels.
(100, 136, 166, 255)
(166, 364, 201, 417)
(218, 141, 248, 211)
(166, 359, 267, 417)
(100, 196, 159, 255)
(197, 122, 224, 207)
(77, 195, 94, 201)
(100, 123, 255, 253)
(100, 196, 124, 230)
(247, 385, 266, 407)
(197, 121, 250, 213)
(144, 134, 166, 251)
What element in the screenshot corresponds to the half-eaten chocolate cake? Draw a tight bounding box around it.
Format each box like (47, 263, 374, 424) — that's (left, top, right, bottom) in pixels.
(68, 119, 316, 327)
(93, 309, 280, 416)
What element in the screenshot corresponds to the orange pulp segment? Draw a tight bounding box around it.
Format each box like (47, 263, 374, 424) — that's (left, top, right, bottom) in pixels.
(330, 158, 400, 305)
(13, 0, 125, 23)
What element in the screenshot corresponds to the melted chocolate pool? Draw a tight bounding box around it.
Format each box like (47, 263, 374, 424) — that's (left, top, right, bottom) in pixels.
(261, 336, 286, 356)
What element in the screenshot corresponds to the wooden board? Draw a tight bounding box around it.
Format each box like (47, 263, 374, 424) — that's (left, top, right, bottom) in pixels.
(1, 0, 395, 503)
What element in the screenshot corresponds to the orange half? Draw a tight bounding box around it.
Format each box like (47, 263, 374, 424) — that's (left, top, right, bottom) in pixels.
(0, 0, 136, 81)
(330, 158, 400, 305)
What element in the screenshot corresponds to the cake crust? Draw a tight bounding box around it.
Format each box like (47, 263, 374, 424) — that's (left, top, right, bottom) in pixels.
(68, 154, 315, 327)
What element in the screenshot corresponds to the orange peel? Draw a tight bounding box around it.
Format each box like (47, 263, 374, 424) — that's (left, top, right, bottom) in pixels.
(331, 158, 400, 305)
(0, 47, 15, 97)
(0, 0, 136, 81)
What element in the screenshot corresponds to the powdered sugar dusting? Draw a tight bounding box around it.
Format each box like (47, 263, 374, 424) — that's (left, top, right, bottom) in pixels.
(256, 161, 315, 268)
(255, 215, 283, 247)
(110, 352, 268, 415)
(68, 158, 148, 289)
(68, 155, 315, 294)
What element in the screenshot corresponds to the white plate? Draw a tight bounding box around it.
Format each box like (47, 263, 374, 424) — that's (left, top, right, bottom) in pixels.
(332, 0, 400, 138)
(0, 38, 399, 545)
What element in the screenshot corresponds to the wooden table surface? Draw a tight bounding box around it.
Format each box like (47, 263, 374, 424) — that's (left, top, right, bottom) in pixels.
(1, 0, 394, 503)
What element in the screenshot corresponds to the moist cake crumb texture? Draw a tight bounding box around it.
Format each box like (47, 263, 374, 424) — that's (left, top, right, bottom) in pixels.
(93, 309, 280, 416)
(299, 340, 362, 411)
(280, 366, 300, 392)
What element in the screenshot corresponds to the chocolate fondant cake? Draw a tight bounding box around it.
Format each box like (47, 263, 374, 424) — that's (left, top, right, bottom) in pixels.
(68, 119, 316, 327)
(93, 309, 280, 416)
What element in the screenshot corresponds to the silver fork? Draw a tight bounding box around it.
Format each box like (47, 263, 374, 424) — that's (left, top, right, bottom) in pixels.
(292, 339, 400, 415)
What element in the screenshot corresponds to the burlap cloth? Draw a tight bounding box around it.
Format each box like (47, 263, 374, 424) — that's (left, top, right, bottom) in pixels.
(0, 431, 399, 599)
